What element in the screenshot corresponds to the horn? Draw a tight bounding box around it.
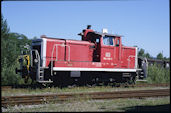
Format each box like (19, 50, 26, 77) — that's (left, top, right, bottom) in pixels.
(87, 25, 91, 29)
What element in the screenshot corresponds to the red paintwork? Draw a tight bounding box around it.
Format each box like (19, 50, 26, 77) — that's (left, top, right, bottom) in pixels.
(42, 29, 136, 69)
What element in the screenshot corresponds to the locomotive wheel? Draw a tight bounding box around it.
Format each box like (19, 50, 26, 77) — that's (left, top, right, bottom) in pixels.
(128, 76, 136, 85)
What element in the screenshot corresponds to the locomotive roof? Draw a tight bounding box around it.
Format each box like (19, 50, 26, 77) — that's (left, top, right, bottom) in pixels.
(32, 39, 42, 42)
(93, 31, 123, 37)
(40, 35, 82, 41)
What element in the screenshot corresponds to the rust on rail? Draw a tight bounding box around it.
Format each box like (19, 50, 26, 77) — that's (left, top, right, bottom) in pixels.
(1, 88, 170, 107)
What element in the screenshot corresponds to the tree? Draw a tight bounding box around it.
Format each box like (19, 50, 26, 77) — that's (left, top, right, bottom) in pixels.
(1, 14, 10, 39)
(138, 48, 152, 58)
(1, 14, 31, 85)
(145, 53, 151, 58)
(1, 14, 10, 67)
(33, 36, 38, 39)
(157, 52, 163, 60)
(138, 48, 145, 57)
(163, 57, 170, 61)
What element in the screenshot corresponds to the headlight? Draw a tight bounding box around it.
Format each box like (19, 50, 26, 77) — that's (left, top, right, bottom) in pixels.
(34, 59, 38, 63)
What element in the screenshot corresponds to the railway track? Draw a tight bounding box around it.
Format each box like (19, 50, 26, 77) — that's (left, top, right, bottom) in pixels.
(2, 88, 170, 107)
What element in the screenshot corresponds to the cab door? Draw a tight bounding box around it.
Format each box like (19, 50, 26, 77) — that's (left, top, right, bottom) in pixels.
(113, 37, 121, 68)
(101, 36, 115, 68)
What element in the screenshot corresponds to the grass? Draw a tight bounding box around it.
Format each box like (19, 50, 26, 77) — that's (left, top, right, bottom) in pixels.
(2, 96, 170, 112)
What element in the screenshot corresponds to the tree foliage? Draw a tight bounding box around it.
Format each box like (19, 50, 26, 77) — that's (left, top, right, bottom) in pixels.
(145, 52, 151, 58)
(138, 48, 151, 58)
(156, 52, 163, 60)
(1, 15, 31, 85)
(138, 48, 145, 57)
(138, 48, 169, 60)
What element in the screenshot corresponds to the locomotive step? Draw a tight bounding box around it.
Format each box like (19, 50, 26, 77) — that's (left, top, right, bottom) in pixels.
(40, 70, 44, 73)
(136, 79, 147, 82)
(40, 67, 49, 70)
(38, 80, 53, 83)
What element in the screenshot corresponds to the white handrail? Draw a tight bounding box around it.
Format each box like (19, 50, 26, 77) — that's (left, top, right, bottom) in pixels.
(50, 44, 70, 75)
(128, 55, 135, 69)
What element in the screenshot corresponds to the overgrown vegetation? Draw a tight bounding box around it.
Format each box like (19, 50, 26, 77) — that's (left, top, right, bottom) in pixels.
(147, 64, 170, 84)
(138, 48, 170, 84)
(1, 15, 31, 85)
(2, 97, 170, 112)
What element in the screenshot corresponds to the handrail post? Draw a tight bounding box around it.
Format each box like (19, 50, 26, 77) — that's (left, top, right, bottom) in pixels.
(50, 44, 71, 75)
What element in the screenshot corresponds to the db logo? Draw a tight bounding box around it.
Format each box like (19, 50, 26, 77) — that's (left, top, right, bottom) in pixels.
(105, 52, 111, 57)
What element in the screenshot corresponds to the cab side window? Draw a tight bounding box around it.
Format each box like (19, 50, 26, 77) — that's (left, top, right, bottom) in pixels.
(116, 39, 120, 46)
(96, 38, 100, 43)
(103, 36, 114, 46)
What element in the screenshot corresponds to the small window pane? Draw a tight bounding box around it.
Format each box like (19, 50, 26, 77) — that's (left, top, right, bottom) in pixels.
(117, 40, 119, 45)
(96, 38, 100, 43)
(103, 36, 113, 46)
(116, 39, 120, 46)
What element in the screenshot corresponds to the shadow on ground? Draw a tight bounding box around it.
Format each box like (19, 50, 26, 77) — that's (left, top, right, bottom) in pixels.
(124, 104, 170, 112)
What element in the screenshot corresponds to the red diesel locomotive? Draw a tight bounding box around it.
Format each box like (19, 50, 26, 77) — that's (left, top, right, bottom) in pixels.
(16, 25, 147, 86)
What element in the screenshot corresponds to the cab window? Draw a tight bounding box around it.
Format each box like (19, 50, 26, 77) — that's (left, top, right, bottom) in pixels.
(116, 39, 120, 46)
(103, 36, 114, 46)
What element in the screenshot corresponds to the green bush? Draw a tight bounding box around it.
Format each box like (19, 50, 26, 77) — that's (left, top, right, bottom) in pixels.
(1, 59, 25, 85)
(147, 63, 170, 83)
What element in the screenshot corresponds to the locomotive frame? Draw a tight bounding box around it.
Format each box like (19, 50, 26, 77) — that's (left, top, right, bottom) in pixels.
(16, 25, 146, 86)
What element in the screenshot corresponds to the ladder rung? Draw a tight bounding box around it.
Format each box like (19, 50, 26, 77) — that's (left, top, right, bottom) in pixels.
(40, 70, 44, 73)
(40, 67, 49, 70)
(38, 80, 53, 83)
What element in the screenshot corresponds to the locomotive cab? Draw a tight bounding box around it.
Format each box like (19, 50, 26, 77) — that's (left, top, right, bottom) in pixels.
(80, 26, 123, 67)
(85, 32, 101, 62)
(32, 39, 42, 67)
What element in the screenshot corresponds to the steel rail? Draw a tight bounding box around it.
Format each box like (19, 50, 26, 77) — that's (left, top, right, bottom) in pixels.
(1, 89, 170, 107)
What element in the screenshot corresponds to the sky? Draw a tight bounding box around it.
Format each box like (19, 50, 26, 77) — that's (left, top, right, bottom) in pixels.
(1, 0, 170, 58)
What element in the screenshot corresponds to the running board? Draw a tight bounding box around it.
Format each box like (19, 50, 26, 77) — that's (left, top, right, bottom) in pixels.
(136, 79, 147, 82)
(38, 80, 53, 83)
